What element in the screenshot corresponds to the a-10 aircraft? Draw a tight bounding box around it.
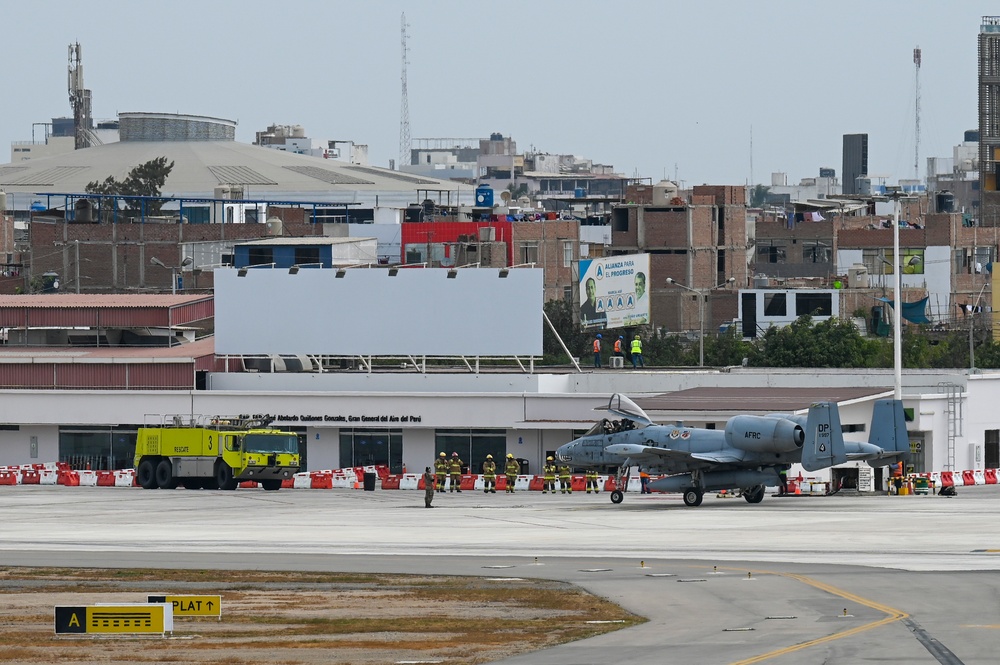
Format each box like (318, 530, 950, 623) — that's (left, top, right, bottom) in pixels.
(555, 393, 910, 507)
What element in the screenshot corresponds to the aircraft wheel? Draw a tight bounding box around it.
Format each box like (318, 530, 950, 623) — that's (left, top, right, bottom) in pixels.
(683, 488, 703, 507)
(155, 459, 177, 490)
(610, 490, 624, 504)
(215, 461, 237, 491)
(137, 459, 157, 489)
(743, 485, 765, 504)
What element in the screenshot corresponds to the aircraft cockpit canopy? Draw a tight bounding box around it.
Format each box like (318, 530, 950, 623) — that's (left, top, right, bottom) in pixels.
(602, 393, 654, 427)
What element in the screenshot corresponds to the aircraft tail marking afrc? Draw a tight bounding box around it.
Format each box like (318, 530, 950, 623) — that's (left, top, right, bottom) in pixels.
(869, 399, 911, 465)
(801, 401, 846, 471)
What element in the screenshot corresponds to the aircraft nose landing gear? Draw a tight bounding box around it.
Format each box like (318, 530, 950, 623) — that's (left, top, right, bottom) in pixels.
(610, 459, 631, 504)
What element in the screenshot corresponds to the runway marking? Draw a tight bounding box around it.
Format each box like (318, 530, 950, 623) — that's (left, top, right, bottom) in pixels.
(727, 570, 908, 665)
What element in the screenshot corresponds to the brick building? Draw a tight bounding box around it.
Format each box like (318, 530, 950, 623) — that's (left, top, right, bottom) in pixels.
(611, 184, 748, 333)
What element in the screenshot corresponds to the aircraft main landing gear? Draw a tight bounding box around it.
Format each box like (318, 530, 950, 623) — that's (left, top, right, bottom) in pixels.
(682, 488, 704, 507)
(743, 485, 765, 504)
(610, 490, 624, 504)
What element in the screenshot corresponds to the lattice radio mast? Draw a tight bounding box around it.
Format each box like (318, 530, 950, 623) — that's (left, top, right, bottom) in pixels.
(399, 13, 411, 169)
(914, 46, 921, 181)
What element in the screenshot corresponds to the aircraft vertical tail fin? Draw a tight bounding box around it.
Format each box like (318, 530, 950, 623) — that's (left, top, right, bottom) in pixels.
(801, 401, 846, 471)
(870, 399, 910, 466)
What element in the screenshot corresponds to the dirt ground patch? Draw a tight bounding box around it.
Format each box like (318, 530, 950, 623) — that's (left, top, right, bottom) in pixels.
(0, 567, 644, 664)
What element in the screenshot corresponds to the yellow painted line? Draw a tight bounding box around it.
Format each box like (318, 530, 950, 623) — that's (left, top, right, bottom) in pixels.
(713, 568, 909, 665)
(961, 624, 1000, 629)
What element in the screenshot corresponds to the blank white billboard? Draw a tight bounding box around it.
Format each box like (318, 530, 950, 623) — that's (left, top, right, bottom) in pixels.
(214, 267, 543, 356)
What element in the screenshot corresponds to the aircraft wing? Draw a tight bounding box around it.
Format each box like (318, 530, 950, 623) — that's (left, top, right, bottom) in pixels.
(690, 451, 747, 464)
(605, 444, 747, 466)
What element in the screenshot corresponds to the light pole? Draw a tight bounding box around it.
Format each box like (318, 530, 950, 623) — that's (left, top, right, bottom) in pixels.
(150, 256, 192, 295)
(666, 276, 736, 366)
(885, 187, 906, 400)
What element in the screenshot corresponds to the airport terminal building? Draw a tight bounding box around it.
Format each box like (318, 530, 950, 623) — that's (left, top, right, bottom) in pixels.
(0, 268, 998, 490)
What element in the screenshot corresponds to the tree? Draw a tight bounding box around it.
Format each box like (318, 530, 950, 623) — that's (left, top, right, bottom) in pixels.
(542, 298, 589, 364)
(750, 315, 884, 368)
(749, 184, 771, 208)
(506, 183, 528, 199)
(85, 156, 175, 218)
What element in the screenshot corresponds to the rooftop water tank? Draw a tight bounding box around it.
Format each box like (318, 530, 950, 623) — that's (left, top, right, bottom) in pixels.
(266, 217, 284, 236)
(475, 185, 494, 207)
(848, 264, 870, 288)
(652, 180, 679, 205)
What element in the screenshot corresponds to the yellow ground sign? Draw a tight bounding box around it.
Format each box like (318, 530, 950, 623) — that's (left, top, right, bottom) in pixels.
(55, 604, 171, 635)
(147, 594, 222, 618)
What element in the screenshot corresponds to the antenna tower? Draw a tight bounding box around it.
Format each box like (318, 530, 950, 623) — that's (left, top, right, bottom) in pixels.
(67, 42, 92, 150)
(913, 46, 921, 180)
(398, 13, 411, 169)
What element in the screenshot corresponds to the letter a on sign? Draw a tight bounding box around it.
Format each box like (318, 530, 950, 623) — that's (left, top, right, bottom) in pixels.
(54, 606, 87, 633)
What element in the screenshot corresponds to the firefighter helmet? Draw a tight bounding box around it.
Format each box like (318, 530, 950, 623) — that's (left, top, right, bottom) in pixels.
(486, 454, 493, 459)
(547, 456, 554, 461)
(439, 452, 446, 457)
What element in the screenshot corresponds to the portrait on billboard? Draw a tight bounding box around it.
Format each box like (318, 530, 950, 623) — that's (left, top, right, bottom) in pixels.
(580, 276, 607, 328)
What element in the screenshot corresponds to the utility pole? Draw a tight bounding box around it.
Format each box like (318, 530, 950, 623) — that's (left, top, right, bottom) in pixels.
(914, 46, 921, 181)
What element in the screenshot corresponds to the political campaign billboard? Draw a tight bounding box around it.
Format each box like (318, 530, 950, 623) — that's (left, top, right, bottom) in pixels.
(578, 254, 650, 330)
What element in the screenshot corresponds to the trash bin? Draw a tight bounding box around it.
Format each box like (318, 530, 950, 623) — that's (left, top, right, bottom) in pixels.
(363, 472, 377, 491)
(913, 476, 930, 495)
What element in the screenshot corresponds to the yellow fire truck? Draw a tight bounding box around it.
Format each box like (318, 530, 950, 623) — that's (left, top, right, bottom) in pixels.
(134, 416, 300, 491)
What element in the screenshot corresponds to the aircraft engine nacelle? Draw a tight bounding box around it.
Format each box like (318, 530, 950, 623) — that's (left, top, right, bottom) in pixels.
(725, 416, 804, 454)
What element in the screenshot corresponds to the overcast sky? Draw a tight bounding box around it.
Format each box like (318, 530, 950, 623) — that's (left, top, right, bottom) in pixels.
(1, 1, 991, 187)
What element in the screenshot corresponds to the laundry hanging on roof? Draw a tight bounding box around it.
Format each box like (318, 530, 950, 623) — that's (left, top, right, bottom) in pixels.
(876, 296, 931, 324)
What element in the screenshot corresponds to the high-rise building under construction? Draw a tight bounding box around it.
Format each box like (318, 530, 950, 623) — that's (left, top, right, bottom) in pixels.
(979, 16, 1000, 224)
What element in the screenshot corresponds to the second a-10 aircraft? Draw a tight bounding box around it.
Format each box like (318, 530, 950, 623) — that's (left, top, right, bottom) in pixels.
(555, 393, 910, 507)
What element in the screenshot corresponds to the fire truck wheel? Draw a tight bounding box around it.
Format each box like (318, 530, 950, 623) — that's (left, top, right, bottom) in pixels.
(155, 460, 177, 490)
(137, 460, 157, 490)
(215, 461, 237, 491)
(261, 479, 282, 491)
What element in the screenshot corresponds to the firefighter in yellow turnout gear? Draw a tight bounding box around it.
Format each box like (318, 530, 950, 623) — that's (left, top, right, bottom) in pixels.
(585, 468, 600, 493)
(558, 464, 573, 493)
(504, 453, 520, 493)
(482, 454, 497, 493)
(449, 452, 464, 492)
(434, 452, 449, 492)
(542, 457, 557, 494)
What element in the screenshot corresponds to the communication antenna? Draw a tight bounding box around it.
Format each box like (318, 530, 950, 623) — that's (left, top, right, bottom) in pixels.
(913, 46, 921, 181)
(67, 42, 92, 150)
(398, 13, 411, 169)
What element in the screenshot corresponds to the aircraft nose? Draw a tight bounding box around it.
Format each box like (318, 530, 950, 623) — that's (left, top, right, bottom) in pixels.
(555, 440, 577, 462)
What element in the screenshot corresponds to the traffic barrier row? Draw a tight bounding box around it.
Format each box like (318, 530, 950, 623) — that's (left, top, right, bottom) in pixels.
(6, 464, 1000, 491)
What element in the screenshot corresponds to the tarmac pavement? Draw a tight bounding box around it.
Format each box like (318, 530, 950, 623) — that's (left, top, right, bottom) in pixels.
(1, 484, 998, 664)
